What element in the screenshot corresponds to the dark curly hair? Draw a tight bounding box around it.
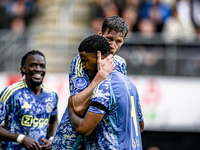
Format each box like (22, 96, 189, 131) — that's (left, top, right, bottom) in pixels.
(101, 15, 129, 38)
(78, 35, 110, 57)
(20, 50, 45, 76)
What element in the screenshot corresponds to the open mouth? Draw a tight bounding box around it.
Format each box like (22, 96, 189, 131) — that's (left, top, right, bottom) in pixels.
(32, 74, 43, 80)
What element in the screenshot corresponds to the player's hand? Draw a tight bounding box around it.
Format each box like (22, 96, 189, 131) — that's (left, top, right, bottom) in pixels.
(97, 51, 115, 79)
(40, 138, 52, 150)
(21, 136, 41, 150)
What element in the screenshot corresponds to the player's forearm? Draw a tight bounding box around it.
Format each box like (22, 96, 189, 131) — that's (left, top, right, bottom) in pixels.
(0, 126, 18, 141)
(72, 71, 107, 116)
(68, 100, 85, 134)
(69, 101, 96, 136)
(69, 97, 104, 136)
(47, 115, 59, 138)
(69, 109, 82, 131)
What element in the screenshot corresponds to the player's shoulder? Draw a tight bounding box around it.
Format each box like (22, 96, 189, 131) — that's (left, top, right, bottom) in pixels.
(70, 54, 81, 69)
(110, 70, 124, 79)
(71, 54, 81, 63)
(98, 73, 113, 87)
(113, 54, 126, 64)
(70, 54, 80, 67)
(41, 83, 58, 94)
(69, 54, 87, 78)
(6, 80, 25, 90)
(0, 80, 25, 103)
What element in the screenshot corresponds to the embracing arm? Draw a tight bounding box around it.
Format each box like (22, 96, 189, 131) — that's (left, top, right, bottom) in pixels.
(72, 51, 115, 116)
(68, 97, 104, 136)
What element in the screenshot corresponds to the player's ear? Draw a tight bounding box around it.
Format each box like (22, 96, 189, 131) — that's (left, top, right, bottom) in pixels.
(22, 65, 26, 73)
(98, 29, 102, 36)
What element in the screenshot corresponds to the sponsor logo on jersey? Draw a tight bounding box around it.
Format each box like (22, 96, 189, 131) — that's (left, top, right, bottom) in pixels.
(21, 115, 49, 127)
(73, 78, 87, 89)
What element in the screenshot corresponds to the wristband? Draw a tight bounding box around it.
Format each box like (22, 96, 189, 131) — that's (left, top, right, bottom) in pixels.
(49, 136, 54, 141)
(17, 134, 25, 144)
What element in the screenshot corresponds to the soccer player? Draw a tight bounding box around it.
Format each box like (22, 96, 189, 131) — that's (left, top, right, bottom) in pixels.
(0, 50, 59, 150)
(68, 34, 143, 149)
(51, 15, 144, 149)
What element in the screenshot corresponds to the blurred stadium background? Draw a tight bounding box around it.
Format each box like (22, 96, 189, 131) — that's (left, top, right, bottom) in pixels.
(0, 0, 200, 149)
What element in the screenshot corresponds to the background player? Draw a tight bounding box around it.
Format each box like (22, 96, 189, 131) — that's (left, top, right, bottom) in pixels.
(0, 50, 59, 150)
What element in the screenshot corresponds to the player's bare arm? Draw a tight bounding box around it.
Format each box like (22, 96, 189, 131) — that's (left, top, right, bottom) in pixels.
(68, 97, 104, 136)
(0, 126, 41, 150)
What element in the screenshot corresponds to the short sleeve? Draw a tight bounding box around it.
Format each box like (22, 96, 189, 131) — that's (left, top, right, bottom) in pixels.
(51, 92, 59, 116)
(0, 100, 6, 124)
(69, 55, 90, 96)
(87, 77, 111, 115)
(114, 55, 127, 75)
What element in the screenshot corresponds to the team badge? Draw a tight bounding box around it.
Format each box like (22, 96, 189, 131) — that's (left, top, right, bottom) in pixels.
(73, 78, 87, 89)
(0, 102, 5, 115)
(46, 103, 53, 113)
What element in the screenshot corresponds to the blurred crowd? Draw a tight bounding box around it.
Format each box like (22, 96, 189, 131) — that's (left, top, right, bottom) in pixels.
(0, 0, 39, 34)
(1, 0, 199, 42)
(89, 0, 200, 76)
(90, 0, 200, 43)
(0, 0, 199, 76)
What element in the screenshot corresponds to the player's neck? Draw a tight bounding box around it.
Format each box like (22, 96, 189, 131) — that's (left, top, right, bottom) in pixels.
(30, 86, 42, 96)
(25, 79, 42, 96)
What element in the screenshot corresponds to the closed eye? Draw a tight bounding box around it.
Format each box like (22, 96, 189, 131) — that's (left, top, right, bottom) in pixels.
(106, 37, 112, 41)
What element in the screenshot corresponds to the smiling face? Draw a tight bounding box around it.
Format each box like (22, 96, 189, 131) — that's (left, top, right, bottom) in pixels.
(99, 29, 125, 55)
(80, 51, 98, 81)
(22, 54, 46, 87)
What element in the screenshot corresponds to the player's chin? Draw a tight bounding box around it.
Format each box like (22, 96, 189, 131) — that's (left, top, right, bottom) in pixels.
(31, 78, 43, 86)
(110, 50, 116, 55)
